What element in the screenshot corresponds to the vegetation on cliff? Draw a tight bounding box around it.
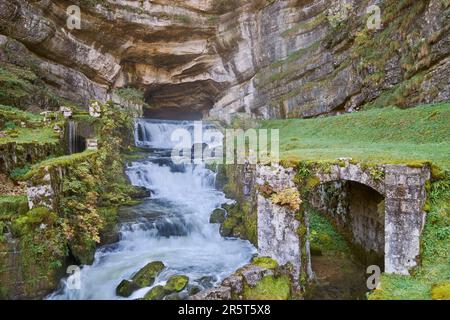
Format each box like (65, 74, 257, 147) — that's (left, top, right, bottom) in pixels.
(0, 100, 141, 297)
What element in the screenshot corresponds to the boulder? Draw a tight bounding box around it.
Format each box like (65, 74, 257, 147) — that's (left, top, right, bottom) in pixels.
(209, 208, 226, 224)
(165, 275, 189, 292)
(143, 285, 168, 300)
(132, 261, 165, 288)
(198, 275, 217, 289)
(187, 285, 202, 296)
(130, 186, 151, 199)
(116, 279, 139, 298)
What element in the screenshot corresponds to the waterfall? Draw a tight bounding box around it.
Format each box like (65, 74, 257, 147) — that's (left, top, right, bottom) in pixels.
(67, 120, 76, 155)
(48, 119, 255, 300)
(66, 120, 86, 155)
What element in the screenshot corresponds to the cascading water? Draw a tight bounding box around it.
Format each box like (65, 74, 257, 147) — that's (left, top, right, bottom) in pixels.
(48, 119, 256, 300)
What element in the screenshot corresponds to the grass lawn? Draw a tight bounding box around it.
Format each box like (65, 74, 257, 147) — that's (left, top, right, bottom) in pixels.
(0, 126, 59, 145)
(262, 103, 449, 299)
(261, 103, 450, 169)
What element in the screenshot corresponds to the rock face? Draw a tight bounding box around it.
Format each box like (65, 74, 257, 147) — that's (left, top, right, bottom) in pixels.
(1, 0, 447, 119)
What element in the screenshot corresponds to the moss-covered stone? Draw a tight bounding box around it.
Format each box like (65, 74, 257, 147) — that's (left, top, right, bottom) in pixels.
(143, 285, 169, 300)
(165, 275, 189, 292)
(251, 256, 279, 270)
(132, 261, 165, 288)
(116, 279, 139, 297)
(242, 275, 291, 300)
(431, 283, 450, 300)
(0, 195, 29, 217)
(209, 208, 226, 224)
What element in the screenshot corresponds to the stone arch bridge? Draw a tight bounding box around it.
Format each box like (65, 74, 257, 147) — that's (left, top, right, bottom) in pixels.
(256, 160, 431, 283)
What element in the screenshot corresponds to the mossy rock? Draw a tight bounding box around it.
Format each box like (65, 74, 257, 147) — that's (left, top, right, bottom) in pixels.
(251, 256, 279, 270)
(132, 261, 165, 288)
(431, 283, 450, 300)
(116, 279, 139, 297)
(143, 285, 169, 300)
(242, 275, 291, 300)
(210, 208, 226, 224)
(165, 275, 189, 293)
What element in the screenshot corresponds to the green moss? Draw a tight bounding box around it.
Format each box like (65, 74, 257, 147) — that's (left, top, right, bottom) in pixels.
(220, 202, 257, 245)
(132, 261, 165, 288)
(116, 279, 139, 298)
(0, 195, 29, 217)
(0, 64, 62, 110)
(252, 256, 279, 270)
(164, 275, 189, 292)
(431, 283, 450, 300)
(143, 285, 169, 300)
(243, 275, 291, 300)
(11, 207, 67, 295)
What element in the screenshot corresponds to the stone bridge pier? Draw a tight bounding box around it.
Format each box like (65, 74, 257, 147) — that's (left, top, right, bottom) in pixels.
(256, 161, 431, 283)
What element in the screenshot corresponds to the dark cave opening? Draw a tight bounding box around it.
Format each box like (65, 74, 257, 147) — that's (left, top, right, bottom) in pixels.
(142, 80, 223, 120)
(143, 107, 204, 120)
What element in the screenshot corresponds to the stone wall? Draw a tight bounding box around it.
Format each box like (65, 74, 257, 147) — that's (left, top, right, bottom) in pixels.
(384, 165, 430, 274)
(251, 160, 431, 281)
(255, 163, 313, 290)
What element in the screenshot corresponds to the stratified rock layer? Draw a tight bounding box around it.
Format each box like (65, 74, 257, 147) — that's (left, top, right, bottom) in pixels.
(1, 0, 448, 120)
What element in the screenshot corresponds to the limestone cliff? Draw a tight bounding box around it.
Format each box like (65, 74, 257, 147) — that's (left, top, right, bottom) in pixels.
(1, 0, 448, 121)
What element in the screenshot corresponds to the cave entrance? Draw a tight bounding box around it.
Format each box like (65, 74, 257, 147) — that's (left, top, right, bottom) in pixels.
(142, 80, 222, 121)
(143, 107, 204, 120)
(307, 180, 385, 299)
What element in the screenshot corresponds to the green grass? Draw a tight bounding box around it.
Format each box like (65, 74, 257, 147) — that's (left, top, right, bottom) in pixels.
(0, 105, 59, 145)
(0, 105, 43, 123)
(261, 103, 450, 169)
(0, 125, 59, 145)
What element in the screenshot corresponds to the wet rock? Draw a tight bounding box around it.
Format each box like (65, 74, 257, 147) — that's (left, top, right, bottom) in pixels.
(130, 186, 151, 199)
(190, 286, 231, 300)
(209, 208, 226, 224)
(116, 279, 139, 298)
(221, 274, 244, 294)
(143, 285, 169, 300)
(187, 285, 202, 296)
(198, 275, 217, 289)
(239, 264, 274, 287)
(165, 292, 189, 300)
(132, 261, 165, 288)
(165, 275, 189, 292)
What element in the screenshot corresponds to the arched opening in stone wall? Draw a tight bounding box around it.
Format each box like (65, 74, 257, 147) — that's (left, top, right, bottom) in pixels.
(306, 180, 385, 300)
